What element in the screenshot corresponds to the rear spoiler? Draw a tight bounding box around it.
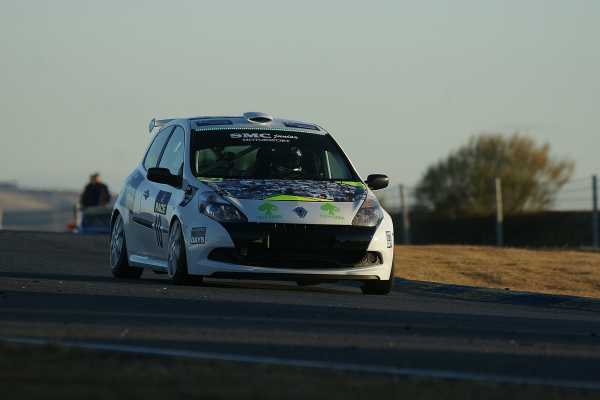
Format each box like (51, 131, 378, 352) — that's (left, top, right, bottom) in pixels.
(149, 118, 174, 133)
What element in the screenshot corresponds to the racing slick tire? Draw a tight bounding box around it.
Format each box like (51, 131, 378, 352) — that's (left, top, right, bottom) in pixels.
(110, 213, 143, 279)
(168, 219, 203, 286)
(359, 259, 395, 295)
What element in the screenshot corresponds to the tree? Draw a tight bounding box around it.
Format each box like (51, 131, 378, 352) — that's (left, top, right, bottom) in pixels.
(415, 133, 574, 217)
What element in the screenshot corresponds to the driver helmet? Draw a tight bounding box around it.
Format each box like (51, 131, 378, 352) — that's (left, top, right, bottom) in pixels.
(272, 147, 302, 178)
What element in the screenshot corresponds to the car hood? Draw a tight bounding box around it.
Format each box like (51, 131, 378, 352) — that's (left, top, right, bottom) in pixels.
(197, 178, 367, 225)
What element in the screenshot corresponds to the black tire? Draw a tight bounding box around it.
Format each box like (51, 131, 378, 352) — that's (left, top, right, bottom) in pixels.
(167, 219, 203, 285)
(110, 213, 143, 279)
(359, 259, 395, 295)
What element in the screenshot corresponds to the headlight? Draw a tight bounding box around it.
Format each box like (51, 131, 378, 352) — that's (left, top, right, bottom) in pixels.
(198, 192, 248, 223)
(352, 193, 383, 227)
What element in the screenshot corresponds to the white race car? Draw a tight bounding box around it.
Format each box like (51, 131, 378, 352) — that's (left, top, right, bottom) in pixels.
(110, 112, 395, 294)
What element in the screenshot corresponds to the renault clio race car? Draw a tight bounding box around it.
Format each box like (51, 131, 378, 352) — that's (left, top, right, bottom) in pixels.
(110, 112, 395, 294)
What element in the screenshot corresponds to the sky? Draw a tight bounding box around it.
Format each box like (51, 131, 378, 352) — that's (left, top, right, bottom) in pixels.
(1, 1, 599, 200)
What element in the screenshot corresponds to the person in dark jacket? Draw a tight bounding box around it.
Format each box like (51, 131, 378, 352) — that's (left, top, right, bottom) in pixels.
(80, 173, 111, 208)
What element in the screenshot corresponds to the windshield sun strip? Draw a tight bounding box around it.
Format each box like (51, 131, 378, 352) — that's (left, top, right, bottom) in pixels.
(193, 127, 327, 135)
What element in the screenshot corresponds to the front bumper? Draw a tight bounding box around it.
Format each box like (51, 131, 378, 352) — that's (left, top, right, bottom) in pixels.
(186, 218, 394, 281)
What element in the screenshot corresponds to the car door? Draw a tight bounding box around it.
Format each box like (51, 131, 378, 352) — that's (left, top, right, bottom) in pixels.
(139, 126, 186, 260)
(132, 125, 174, 257)
(118, 169, 146, 256)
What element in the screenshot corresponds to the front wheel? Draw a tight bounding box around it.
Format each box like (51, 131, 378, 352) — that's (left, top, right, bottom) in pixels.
(167, 219, 203, 285)
(360, 259, 395, 295)
(110, 213, 143, 279)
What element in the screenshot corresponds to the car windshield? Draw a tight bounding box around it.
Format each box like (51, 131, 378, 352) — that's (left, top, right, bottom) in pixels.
(190, 129, 358, 181)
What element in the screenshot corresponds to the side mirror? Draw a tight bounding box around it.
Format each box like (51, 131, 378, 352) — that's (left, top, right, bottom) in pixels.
(365, 174, 389, 190)
(147, 167, 182, 188)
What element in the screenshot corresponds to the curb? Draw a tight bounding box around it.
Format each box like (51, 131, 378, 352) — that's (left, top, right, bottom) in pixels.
(391, 278, 600, 312)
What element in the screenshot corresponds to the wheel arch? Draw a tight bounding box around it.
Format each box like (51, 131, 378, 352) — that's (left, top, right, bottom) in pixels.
(110, 209, 121, 232)
(169, 214, 187, 248)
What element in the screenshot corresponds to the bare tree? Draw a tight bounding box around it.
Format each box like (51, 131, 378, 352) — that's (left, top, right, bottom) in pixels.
(415, 133, 574, 217)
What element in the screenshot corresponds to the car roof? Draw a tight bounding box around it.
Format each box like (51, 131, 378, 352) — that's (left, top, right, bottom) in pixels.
(149, 112, 327, 134)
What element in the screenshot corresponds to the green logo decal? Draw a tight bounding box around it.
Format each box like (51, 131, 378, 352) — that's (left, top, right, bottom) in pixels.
(320, 204, 340, 215)
(257, 202, 282, 220)
(319, 204, 345, 220)
(258, 202, 279, 215)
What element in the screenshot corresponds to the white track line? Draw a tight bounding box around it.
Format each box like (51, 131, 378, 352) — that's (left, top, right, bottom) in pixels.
(3, 336, 600, 390)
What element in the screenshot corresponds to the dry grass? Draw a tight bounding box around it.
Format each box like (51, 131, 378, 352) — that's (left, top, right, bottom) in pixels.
(394, 245, 600, 298)
(1, 341, 598, 400)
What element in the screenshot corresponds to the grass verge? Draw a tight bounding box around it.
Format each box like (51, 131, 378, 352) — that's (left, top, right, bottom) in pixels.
(394, 245, 600, 298)
(1, 341, 598, 400)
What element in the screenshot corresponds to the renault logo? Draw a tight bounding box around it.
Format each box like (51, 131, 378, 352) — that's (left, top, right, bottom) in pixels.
(293, 207, 308, 218)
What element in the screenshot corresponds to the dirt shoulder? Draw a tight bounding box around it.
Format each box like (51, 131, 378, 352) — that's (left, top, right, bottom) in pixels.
(394, 245, 600, 299)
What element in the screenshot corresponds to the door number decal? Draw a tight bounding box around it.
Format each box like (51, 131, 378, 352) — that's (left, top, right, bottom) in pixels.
(154, 214, 163, 248)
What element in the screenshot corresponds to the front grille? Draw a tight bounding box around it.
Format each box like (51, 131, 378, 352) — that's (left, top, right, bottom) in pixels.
(211, 222, 379, 269)
(208, 248, 382, 269)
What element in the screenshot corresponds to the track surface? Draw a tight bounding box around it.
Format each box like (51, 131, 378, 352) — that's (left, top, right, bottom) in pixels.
(1, 231, 599, 386)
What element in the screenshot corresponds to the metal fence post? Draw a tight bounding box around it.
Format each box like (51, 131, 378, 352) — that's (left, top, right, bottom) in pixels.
(593, 175, 599, 247)
(495, 177, 504, 247)
(400, 184, 411, 245)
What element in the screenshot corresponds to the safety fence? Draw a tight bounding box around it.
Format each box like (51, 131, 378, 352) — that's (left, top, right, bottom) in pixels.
(380, 175, 599, 248)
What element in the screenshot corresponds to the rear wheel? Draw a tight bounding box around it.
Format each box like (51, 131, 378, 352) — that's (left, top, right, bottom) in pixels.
(359, 259, 395, 295)
(110, 213, 143, 279)
(167, 219, 203, 285)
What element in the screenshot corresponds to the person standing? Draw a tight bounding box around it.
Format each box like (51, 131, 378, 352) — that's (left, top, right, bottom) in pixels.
(80, 173, 111, 208)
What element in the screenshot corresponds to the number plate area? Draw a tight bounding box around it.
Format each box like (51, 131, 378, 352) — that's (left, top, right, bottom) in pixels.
(268, 233, 335, 250)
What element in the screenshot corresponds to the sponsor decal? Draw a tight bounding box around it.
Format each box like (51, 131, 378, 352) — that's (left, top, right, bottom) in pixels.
(154, 214, 163, 248)
(198, 179, 366, 202)
(179, 186, 198, 207)
(148, 154, 158, 167)
(257, 202, 283, 220)
(229, 132, 298, 143)
(154, 191, 172, 215)
(191, 227, 206, 244)
(386, 231, 393, 248)
(195, 119, 233, 127)
(124, 186, 135, 211)
(319, 204, 344, 220)
(282, 122, 320, 131)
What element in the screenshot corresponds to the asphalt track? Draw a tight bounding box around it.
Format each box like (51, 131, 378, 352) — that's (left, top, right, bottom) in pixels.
(1, 231, 599, 388)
